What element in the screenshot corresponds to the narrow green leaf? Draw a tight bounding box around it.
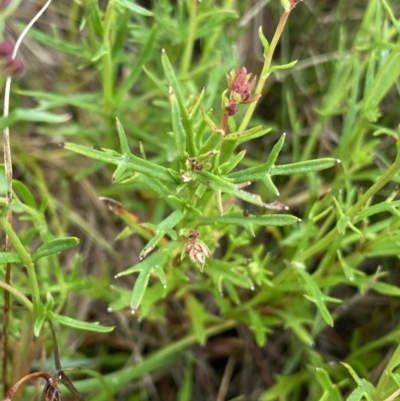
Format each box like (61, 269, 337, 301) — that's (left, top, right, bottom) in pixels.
(219, 150, 246, 175)
(354, 200, 400, 222)
(206, 260, 253, 290)
(198, 170, 278, 209)
(337, 251, 355, 281)
(346, 386, 365, 401)
(258, 26, 270, 54)
(227, 134, 286, 188)
(271, 158, 341, 175)
(276, 311, 312, 344)
(152, 264, 167, 288)
(115, 0, 153, 16)
(130, 269, 151, 312)
(90, 44, 109, 61)
(32, 237, 79, 263)
(115, 118, 131, 155)
(139, 210, 185, 259)
(381, 0, 400, 33)
(189, 87, 205, 121)
(34, 310, 46, 337)
(25, 26, 83, 56)
(169, 87, 187, 157)
(295, 267, 334, 326)
(198, 213, 299, 229)
(315, 368, 342, 401)
(161, 49, 188, 118)
(200, 107, 218, 132)
(363, 42, 400, 122)
(116, 25, 157, 102)
(266, 60, 298, 74)
(85, 0, 104, 36)
(0, 252, 23, 264)
(224, 126, 271, 144)
(187, 295, 207, 344)
(248, 309, 267, 346)
(63, 142, 176, 183)
(0, 109, 70, 130)
(266, 133, 286, 168)
(16, 90, 101, 113)
(48, 311, 114, 332)
(177, 357, 193, 401)
(143, 65, 169, 96)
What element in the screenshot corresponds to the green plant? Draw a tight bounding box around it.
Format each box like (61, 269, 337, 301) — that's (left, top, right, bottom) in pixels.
(1, 0, 400, 400)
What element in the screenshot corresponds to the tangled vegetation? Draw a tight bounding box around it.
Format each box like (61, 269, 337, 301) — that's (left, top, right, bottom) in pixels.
(1, 0, 400, 400)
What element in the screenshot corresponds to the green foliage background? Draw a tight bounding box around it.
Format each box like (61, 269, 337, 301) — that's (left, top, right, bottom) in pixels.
(1, 0, 400, 400)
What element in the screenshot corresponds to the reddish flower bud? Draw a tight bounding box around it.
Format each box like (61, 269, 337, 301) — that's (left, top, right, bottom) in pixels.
(227, 67, 257, 103)
(4, 58, 24, 76)
(0, 39, 14, 58)
(281, 0, 302, 11)
(290, 0, 301, 9)
(0, 0, 11, 10)
(225, 102, 238, 116)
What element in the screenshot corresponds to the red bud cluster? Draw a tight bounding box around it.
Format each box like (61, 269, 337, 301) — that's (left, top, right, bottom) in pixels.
(225, 67, 260, 117)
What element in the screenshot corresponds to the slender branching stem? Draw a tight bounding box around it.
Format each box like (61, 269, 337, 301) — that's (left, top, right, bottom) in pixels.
(1, 0, 53, 390)
(238, 11, 290, 133)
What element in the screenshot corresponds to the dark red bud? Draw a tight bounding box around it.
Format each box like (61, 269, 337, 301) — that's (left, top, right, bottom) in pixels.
(4, 58, 24, 76)
(225, 103, 238, 116)
(290, 0, 301, 9)
(0, 39, 14, 58)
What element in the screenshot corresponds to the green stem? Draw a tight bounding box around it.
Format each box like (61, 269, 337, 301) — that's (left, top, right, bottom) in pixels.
(56, 319, 236, 399)
(180, 0, 198, 75)
(102, 0, 116, 146)
(220, 11, 291, 164)
(0, 281, 33, 312)
(199, 0, 236, 65)
(238, 11, 290, 133)
(0, 217, 42, 316)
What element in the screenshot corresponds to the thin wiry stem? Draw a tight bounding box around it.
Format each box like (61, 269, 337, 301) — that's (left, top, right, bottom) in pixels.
(1, 0, 53, 392)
